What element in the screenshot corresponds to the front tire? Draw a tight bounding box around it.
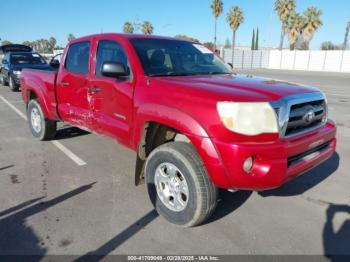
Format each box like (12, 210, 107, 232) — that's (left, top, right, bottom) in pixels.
(145, 142, 218, 227)
(27, 99, 57, 141)
(9, 75, 19, 92)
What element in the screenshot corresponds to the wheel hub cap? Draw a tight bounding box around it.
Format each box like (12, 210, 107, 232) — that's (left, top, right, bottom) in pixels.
(154, 162, 189, 212)
(31, 108, 42, 133)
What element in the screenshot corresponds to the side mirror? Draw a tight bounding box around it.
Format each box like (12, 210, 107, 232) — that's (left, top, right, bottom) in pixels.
(50, 59, 60, 68)
(101, 62, 129, 78)
(2, 60, 8, 65)
(227, 63, 233, 69)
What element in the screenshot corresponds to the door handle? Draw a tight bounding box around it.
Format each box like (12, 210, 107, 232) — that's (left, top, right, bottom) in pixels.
(89, 86, 101, 93)
(61, 81, 70, 87)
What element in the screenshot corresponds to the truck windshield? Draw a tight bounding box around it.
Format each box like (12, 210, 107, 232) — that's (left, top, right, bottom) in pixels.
(130, 38, 231, 76)
(10, 53, 46, 65)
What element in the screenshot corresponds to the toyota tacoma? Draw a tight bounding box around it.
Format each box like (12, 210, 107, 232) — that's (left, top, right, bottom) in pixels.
(20, 34, 337, 226)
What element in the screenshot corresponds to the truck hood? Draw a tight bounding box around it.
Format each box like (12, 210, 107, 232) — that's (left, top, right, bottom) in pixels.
(154, 74, 320, 101)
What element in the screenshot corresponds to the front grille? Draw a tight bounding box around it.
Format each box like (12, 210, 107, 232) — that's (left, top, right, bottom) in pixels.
(287, 140, 332, 167)
(285, 99, 326, 137)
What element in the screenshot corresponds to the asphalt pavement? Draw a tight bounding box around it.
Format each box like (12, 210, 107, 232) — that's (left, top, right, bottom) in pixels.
(0, 69, 349, 257)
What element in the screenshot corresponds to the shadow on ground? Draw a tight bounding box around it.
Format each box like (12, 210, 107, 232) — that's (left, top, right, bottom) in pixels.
(0, 164, 14, 172)
(0, 183, 95, 259)
(323, 204, 350, 262)
(251, 152, 347, 260)
(204, 190, 253, 225)
(259, 153, 340, 197)
(55, 127, 90, 140)
(76, 186, 253, 260)
(75, 210, 159, 262)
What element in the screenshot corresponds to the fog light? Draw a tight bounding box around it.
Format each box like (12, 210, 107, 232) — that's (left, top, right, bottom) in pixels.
(243, 157, 253, 173)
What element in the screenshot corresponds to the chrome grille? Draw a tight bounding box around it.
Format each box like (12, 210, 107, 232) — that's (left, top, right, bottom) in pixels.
(285, 99, 326, 136)
(271, 92, 327, 138)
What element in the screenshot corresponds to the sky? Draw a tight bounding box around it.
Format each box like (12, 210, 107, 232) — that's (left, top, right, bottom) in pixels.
(1, 0, 349, 50)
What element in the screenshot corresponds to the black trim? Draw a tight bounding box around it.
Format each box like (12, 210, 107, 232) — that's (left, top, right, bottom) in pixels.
(287, 140, 332, 167)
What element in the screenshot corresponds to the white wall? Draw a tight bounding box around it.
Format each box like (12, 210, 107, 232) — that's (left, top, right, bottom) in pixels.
(294, 51, 309, 70)
(342, 51, 350, 72)
(222, 49, 269, 69)
(222, 48, 350, 73)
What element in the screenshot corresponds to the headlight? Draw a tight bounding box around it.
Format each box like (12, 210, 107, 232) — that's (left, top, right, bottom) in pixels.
(217, 102, 279, 136)
(13, 70, 21, 76)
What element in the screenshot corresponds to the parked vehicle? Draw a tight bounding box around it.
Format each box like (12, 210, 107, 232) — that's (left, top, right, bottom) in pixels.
(20, 34, 337, 226)
(0, 47, 52, 91)
(0, 44, 33, 87)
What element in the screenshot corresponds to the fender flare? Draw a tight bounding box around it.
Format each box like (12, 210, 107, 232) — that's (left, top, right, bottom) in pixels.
(133, 103, 231, 188)
(24, 79, 57, 120)
(133, 103, 208, 148)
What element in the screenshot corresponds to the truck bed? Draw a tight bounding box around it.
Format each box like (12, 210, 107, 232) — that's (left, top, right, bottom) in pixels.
(21, 68, 60, 120)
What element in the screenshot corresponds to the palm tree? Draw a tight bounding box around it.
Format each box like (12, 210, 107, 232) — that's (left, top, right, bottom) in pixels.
(37, 39, 44, 52)
(22, 41, 32, 47)
(301, 7, 322, 50)
(343, 21, 350, 50)
(210, 0, 224, 51)
(203, 42, 214, 50)
(1, 40, 12, 46)
(123, 22, 134, 34)
(31, 41, 37, 51)
(274, 0, 296, 50)
(67, 34, 76, 43)
(175, 35, 200, 43)
(142, 21, 154, 35)
(226, 6, 244, 64)
(49, 37, 57, 53)
(286, 11, 305, 50)
(43, 39, 50, 53)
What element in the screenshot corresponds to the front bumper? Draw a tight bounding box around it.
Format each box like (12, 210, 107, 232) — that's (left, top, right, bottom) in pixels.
(212, 121, 337, 190)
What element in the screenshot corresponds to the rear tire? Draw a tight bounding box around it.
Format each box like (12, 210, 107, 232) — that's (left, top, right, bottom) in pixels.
(9, 75, 19, 92)
(145, 142, 218, 227)
(27, 99, 57, 141)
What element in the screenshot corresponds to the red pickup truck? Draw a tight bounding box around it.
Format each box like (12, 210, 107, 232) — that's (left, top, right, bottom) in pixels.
(21, 34, 337, 227)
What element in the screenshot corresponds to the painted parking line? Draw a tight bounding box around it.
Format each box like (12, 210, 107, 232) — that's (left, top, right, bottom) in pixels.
(51, 140, 87, 166)
(0, 95, 87, 166)
(0, 95, 27, 120)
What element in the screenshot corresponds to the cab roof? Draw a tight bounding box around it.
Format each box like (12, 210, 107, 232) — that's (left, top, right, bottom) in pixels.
(70, 33, 193, 43)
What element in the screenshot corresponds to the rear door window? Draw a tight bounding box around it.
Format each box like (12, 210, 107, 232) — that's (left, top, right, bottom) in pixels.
(65, 41, 90, 74)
